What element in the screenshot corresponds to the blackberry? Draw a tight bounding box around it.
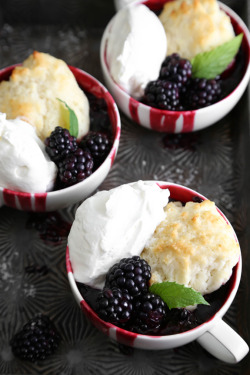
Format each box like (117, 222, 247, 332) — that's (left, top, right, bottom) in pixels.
(45, 126, 77, 163)
(192, 196, 204, 203)
(131, 292, 167, 334)
(58, 148, 94, 187)
(96, 287, 133, 325)
(184, 78, 222, 110)
(105, 256, 151, 298)
(10, 314, 60, 362)
(86, 93, 111, 133)
(80, 131, 111, 169)
(162, 308, 198, 335)
(143, 80, 180, 110)
(160, 53, 192, 87)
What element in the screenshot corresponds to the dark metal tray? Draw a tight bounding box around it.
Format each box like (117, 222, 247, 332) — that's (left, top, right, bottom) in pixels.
(0, 0, 249, 374)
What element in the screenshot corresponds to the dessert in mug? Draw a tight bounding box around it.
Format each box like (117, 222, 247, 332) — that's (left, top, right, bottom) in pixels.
(106, 0, 244, 111)
(68, 181, 240, 335)
(0, 51, 113, 193)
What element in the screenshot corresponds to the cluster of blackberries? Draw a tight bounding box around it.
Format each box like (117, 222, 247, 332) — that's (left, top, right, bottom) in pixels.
(95, 256, 166, 334)
(10, 314, 60, 362)
(45, 127, 111, 188)
(142, 53, 222, 111)
(94, 256, 197, 335)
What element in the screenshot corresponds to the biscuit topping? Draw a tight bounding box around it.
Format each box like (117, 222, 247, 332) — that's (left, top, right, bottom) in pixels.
(159, 0, 235, 60)
(0, 51, 90, 140)
(142, 200, 240, 295)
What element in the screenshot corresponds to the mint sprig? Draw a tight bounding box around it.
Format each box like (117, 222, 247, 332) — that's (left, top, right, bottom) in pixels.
(57, 98, 79, 138)
(191, 33, 243, 79)
(149, 281, 209, 309)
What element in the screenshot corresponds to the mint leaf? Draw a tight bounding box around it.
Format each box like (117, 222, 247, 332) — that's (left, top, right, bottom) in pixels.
(57, 98, 79, 138)
(191, 33, 243, 79)
(149, 281, 209, 309)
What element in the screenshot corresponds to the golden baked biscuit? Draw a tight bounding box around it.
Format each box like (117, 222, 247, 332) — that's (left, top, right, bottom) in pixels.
(159, 0, 235, 60)
(141, 200, 240, 295)
(0, 51, 90, 140)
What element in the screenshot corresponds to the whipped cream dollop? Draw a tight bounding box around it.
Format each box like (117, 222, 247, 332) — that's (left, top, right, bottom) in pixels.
(106, 4, 167, 99)
(68, 181, 170, 288)
(0, 113, 57, 193)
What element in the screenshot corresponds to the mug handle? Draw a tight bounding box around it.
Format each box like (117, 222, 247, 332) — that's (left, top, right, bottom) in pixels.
(197, 319, 249, 363)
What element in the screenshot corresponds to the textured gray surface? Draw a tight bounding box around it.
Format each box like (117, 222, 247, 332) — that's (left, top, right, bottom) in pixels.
(0, 0, 249, 374)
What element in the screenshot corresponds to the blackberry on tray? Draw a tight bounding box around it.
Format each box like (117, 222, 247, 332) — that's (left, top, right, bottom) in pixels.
(105, 256, 151, 299)
(58, 148, 94, 187)
(10, 314, 60, 362)
(45, 126, 77, 163)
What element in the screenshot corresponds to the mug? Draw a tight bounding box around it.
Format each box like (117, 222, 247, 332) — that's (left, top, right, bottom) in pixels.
(66, 181, 249, 363)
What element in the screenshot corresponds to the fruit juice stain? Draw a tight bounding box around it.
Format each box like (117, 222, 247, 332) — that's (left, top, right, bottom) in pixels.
(26, 212, 71, 244)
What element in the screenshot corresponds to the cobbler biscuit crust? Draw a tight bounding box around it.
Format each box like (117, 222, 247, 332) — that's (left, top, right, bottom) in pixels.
(141, 200, 240, 295)
(0, 51, 90, 140)
(159, 0, 235, 60)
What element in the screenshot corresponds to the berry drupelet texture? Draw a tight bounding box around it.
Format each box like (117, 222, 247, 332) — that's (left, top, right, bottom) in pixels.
(143, 80, 180, 110)
(140, 52, 224, 111)
(96, 287, 133, 325)
(45, 126, 77, 163)
(184, 78, 222, 110)
(160, 53, 192, 87)
(80, 131, 111, 170)
(58, 148, 94, 187)
(10, 314, 60, 362)
(105, 256, 151, 299)
(131, 292, 167, 334)
(43, 88, 114, 190)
